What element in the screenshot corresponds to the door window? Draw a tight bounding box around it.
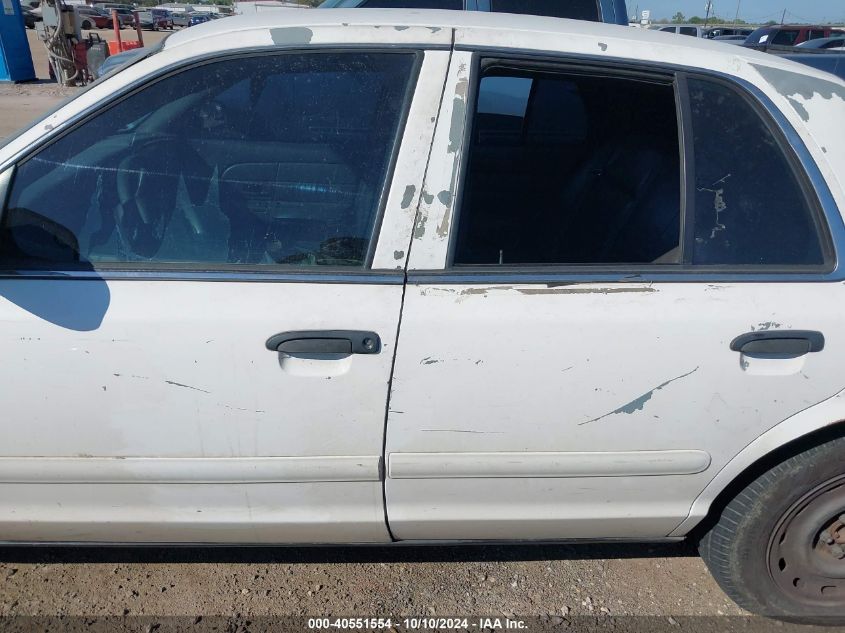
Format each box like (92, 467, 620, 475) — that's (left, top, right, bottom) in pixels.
(454, 65, 681, 265)
(451, 61, 827, 270)
(687, 78, 824, 266)
(679, 27, 698, 37)
(489, 0, 600, 22)
(0, 52, 416, 269)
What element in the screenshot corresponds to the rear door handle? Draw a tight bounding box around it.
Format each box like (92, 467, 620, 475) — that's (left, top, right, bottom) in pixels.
(265, 330, 381, 355)
(730, 330, 825, 355)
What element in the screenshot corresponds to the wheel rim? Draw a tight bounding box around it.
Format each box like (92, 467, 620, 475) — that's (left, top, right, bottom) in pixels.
(768, 474, 845, 608)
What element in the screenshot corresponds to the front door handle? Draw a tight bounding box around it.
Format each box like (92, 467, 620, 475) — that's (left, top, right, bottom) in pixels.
(730, 330, 825, 355)
(265, 330, 381, 355)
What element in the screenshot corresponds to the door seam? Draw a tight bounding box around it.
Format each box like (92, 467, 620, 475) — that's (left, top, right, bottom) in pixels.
(380, 33, 457, 541)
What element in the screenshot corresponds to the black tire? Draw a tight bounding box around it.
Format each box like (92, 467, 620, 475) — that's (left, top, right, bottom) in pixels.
(81, 19, 92, 29)
(699, 434, 845, 624)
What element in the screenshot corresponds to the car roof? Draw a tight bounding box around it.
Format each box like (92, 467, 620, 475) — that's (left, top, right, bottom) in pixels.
(159, 9, 843, 82)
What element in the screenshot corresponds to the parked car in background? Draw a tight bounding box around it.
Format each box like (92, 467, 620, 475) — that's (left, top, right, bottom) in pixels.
(656, 24, 705, 37)
(2, 9, 845, 624)
(75, 6, 111, 30)
(711, 34, 747, 45)
(744, 25, 845, 50)
(137, 9, 173, 30)
(319, 0, 629, 26)
(797, 36, 845, 50)
(704, 26, 752, 38)
(188, 12, 212, 26)
(170, 11, 190, 27)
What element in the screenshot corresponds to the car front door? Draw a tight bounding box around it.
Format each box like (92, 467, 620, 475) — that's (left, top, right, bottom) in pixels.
(384, 51, 845, 541)
(0, 46, 447, 543)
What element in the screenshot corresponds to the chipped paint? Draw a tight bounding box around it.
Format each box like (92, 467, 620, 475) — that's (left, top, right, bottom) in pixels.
(420, 429, 504, 434)
(579, 367, 700, 425)
(752, 63, 845, 122)
(752, 321, 783, 331)
(400, 184, 417, 210)
(698, 175, 731, 239)
(393, 250, 405, 260)
(270, 27, 313, 46)
(164, 380, 210, 394)
(447, 96, 466, 155)
(420, 357, 440, 365)
(598, 42, 608, 51)
(413, 213, 428, 239)
(516, 287, 656, 296)
(394, 25, 409, 31)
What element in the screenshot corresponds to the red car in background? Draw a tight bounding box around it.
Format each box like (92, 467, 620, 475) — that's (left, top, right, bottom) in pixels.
(743, 24, 845, 50)
(75, 6, 111, 29)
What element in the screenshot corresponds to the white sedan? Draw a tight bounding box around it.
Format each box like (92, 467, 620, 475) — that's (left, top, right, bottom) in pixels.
(1, 10, 844, 623)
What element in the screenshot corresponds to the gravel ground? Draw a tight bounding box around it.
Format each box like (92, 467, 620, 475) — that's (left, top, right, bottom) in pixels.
(0, 542, 746, 619)
(0, 26, 750, 626)
(1, 29, 170, 139)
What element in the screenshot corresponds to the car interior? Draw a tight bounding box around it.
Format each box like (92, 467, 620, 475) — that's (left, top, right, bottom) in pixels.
(0, 53, 414, 268)
(454, 67, 682, 265)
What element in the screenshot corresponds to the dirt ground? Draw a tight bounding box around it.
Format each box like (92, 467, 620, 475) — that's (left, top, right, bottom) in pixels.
(0, 542, 746, 619)
(0, 28, 170, 139)
(0, 25, 752, 626)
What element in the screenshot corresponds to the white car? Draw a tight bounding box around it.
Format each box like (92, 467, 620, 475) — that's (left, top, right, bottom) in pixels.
(1, 10, 844, 623)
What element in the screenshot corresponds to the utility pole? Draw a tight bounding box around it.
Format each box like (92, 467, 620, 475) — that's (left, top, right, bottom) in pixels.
(780, 8, 786, 24)
(704, 0, 712, 28)
(734, 0, 741, 25)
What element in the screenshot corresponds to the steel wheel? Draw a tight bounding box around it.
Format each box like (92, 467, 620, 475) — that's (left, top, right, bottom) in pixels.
(769, 475, 845, 607)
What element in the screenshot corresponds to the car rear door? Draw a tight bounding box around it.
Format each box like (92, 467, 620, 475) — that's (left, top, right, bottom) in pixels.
(0, 43, 449, 543)
(383, 50, 845, 540)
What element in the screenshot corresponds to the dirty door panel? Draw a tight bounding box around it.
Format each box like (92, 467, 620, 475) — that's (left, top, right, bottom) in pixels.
(0, 49, 434, 543)
(384, 55, 845, 540)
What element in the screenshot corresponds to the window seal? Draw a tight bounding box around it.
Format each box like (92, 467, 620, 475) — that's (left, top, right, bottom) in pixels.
(675, 73, 696, 265)
(438, 48, 842, 281)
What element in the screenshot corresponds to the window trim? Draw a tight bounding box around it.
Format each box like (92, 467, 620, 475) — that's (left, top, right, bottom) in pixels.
(0, 47, 424, 277)
(435, 49, 840, 282)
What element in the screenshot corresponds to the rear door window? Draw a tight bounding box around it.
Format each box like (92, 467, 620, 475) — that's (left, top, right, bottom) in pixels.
(489, 0, 600, 21)
(687, 78, 824, 266)
(679, 27, 698, 37)
(454, 65, 680, 265)
(0, 52, 417, 269)
(449, 59, 827, 271)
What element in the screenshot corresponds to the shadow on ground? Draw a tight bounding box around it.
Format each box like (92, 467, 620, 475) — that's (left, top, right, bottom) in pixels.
(0, 541, 698, 565)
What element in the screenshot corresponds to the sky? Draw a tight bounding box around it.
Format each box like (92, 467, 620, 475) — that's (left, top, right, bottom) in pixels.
(633, 0, 844, 23)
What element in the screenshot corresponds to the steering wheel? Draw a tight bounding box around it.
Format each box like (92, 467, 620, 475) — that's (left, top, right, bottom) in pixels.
(115, 137, 209, 258)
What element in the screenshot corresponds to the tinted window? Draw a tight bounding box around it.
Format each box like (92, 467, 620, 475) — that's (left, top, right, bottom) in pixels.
(772, 30, 799, 46)
(660, 27, 675, 33)
(490, 0, 599, 21)
(358, 0, 461, 7)
(1, 53, 415, 268)
(687, 78, 823, 266)
(679, 27, 698, 37)
(455, 67, 681, 265)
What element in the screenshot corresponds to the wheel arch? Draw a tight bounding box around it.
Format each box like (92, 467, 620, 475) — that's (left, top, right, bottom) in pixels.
(670, 389, 845, 538)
